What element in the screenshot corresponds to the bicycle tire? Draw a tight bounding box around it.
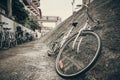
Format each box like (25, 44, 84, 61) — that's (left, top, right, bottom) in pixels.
(0, 33, 4, 48)
(55, 30, 102, 78)
(0, 40, 2, 48)
(3, 40, 10, 49)
(14, 40, 17, 47)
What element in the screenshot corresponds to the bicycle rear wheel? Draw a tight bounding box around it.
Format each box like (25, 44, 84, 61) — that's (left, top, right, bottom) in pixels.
(0, 32, 3, 48)
(55, 31, 101, 78)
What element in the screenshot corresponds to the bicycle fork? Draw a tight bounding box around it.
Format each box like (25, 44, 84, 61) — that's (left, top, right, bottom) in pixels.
(72, 22, 88, 53)
(72, 29, 83, 53)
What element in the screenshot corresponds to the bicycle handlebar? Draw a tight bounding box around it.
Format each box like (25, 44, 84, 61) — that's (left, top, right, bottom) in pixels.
(0, 22, 8, 26)
(77, 4, 99, 26)
(81, 4, 99, 25)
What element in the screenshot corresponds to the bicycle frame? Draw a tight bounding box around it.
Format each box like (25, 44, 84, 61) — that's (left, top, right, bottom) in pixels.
(49, 4, 98, 55)
(72, 4, 97, 53)
(72, 19, 89, 52)
(60, 4, 90, 49)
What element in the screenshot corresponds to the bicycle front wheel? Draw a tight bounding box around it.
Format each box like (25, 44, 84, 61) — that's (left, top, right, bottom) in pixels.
(3, 40, 10, 49)
(55, 31, 101, 78)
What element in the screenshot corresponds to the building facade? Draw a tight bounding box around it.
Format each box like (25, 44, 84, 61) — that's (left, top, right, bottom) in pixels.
(0, 0, 12, 17)
(22, 0, 42, 20)
(0, 0, 37, 38)
(22, 0, 43, 38)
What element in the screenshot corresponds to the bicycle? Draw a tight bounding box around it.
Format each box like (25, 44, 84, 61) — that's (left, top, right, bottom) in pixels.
(0, 22, 11, 49)
(55, 3, 102, 78)
(9, 32, 17, 47)
(15, 27, 24, 45)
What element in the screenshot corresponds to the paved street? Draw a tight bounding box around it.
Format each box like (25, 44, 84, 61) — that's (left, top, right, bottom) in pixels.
(0, 40, 65, 80)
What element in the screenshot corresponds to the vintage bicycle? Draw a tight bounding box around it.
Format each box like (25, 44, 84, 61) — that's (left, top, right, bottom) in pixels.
(55, 3, 102, 78)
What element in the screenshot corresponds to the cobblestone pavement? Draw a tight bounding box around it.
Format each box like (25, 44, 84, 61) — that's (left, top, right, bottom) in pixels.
(0, 40, 84, 80)
(0, 40, 66, 80)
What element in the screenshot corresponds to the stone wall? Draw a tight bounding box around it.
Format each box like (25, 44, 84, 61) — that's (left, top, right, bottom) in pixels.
(44, 0, 120, 79)
(0, 14, 35, 33)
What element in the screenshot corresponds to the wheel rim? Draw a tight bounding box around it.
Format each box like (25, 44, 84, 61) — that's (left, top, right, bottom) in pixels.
(3, 41, 10, 49)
